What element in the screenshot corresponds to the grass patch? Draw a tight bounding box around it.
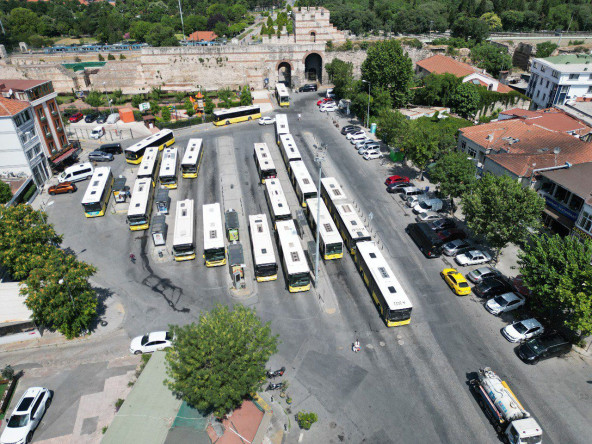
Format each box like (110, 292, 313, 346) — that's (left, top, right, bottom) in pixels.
(53, 37, 99, 45)
(57, 95, 76, 105)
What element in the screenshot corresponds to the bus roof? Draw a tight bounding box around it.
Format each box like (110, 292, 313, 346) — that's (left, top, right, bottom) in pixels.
(279, 134, 302, 162)
(254, 143, 276, 172)
(181, 138, 203, 166)
(125, 129, 173, 154)
(213, 105, 260, 117)
(321, 177, 347, 204)
(356, 242, 413, 311)
(173, 199, 194, 247)
(203, 203, 224, 250)
(275, 83, 289, 96)
(81, 167, 111, 205)
(276, 220, 310, 275)
(289, 160, 317, 195)
(335, 203, 371, 241)
(265, 179, 291, 219)
(275, 114, 289, 136)
(249, 214, 276, 266)
(138, 147, 159, 177)
(127, 178, 152, 217)
(306, 198, 343, 246)
(159, 147, 178, 178)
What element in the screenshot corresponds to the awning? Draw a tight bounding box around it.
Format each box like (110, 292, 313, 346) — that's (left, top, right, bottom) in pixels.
(51, 147, 76, 165)
(543, 208, 575, 229)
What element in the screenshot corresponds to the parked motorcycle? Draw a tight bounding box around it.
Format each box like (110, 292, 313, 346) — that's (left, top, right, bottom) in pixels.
(267, 366, 285, 378)
(266, 382, 285, 391)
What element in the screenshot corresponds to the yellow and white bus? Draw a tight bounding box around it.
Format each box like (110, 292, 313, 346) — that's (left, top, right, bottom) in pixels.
(276, 219, 311, 293)
(203, 203, 226, 267)
(306, 197, 344, 260)
(127, 178, 154, 231)
(124, 129, 175, 164)
(254, 142, 277, 184)
(137, 147, 160, 186)
(81, 167, 113, 218)
(159, 147, 178, 189)
(278, 133, 302, 173)
(288, 160, 317, 207)
(275, 83, 290, 107)
(334, 203, 372, 257)
(320, 177, 348, 215)
(213, 105, 261, 126)
(248, 214, 278, 282)
(264, 178, 292, 227)
(274, 113, 289, 144)
(356, 241, 413, 327)
(173, 199, 195, 261)
(181, 138, 204, 179)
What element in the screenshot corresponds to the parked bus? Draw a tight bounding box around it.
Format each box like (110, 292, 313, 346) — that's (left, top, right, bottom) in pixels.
(333, 203, 372, 257)
(275, 83, 290, 107)
(181, 138, 204, 179)
(356, 241, 413, 327)
(288, 160, 317, 207)
(81, 167, 113, 218)
(203, 203, 226, 267)
(127, 178, 154, 231)
(248, 214, 278, 282)
(274, 113, 289, 144)
(173, 199, 195, 261)
(159, 147, 178, 189)
(137, 147, 160, 186)
(124, 129, 175, 164)
(320, 177, 348, 216)
(275, 220, 311, 293)
(306, 198, 344, 260)
(213, 105, 261, 126)
(278, 134, 302, 172)
(253, 142, 277, 183)
(264, 178, 292, 227)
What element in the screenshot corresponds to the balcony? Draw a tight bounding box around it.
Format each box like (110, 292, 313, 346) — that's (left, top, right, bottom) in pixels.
(39, 115, 46, 122)
(57, 126, 63, 133)
(44, 131, 52, 138)
(51, 110, 58, 117)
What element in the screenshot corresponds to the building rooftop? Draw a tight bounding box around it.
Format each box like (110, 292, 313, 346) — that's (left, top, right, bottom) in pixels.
(499, 107, 591, 135)
(0, 96, 31, 116)
(540, 54, 592, 65)
(416, 54, 479, 78)
(187, 31, 217, 42)
(540, 162, 592, 204)
(0, 79, 48, 92)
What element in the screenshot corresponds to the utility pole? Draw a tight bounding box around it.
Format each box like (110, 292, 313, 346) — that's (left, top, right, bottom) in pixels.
(313, 142, 327, 286)
(178, 0, 186, 42)
(362, 80, 371, 129)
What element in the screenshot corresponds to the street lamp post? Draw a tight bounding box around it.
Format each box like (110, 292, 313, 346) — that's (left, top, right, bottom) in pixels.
(362, 80, 371, 129)
(103, 82, 114, 115)
(313, 142, 327, 286)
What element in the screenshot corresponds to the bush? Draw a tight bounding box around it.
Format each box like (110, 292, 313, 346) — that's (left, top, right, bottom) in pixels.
(569, 40, 585, 46)
(107, 54, 115, 60)
(22, 183, 37, 203)
(115, 398, 124, 411)
(119, 54, 126, 60)
(133, 110, 142, 121)
(98, 54, 105, 61)
(1, 365, 15, 380)
(155, 114, 214, 130)
(297, 411, 318, 430)
(0, 181, 12, 205)
(401, 38, 422, 49)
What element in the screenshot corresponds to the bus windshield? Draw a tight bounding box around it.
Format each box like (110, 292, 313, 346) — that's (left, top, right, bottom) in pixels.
(173, 244, 194, 254)
(289, 273, 310, 288)
(82, 202, 103, 213)
(160, 176, 176, 184)
(205, 247, 225, 261)
(255, 263, 278, 276)
(128, 215, 147, 225)
(326, 243, 342, 255)
(388, 307, 412, 322)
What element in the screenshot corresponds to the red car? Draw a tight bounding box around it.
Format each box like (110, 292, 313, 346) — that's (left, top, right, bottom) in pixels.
(69, 112, 84, 123)
(385, 175, 410, 186)
(436, 228, 467, 242)
(317, 98, 334, 106)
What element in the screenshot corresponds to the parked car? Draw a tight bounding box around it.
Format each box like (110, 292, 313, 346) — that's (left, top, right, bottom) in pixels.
(0, 387, 52, 444)
(346, 130, 366, 140)
(341, 125, 361, 135)
(442, 239, 472, 257)
(84, 112, 98, 123)
(106, 113, 120, 124)
(427, 218, 456, 232)
(466, 267, 501, 284)
(456, 250, 492, 266)
(88, 150, 114, 162)
(485, 292, 525, 315)
(415, 211, 441, 223)
(517, 333, 572, 364)
(436, 228, 467, 243)
(258, 116, 275, 125)
(385, 175, 410, 186)
(363, 150, 382, 160)
(129, 331, 173, 354)
(96, 112, 108, 124)
(354, 139, 374, 149)
(413, 198, 443, 214)
(100, 143, 122, 155)
(90, 126, 105, 139)
(69, 112, 83, 123)
(326, 88, 335, 98)
(405, 222, 443, 258)
(512, 275, 532, 297)
(299, 84, 317, 92)
(441, 268, 471, 296)
(473, 276, 514, 298)
(399, 186, 425, 200)
(48, 181, 77, 195)
(58, 163, 94, 183)
(320, 103, 337, 112)
(502, 318, 544, 343)
(387, 182, 415, 193)
(317, 98, 334, 106)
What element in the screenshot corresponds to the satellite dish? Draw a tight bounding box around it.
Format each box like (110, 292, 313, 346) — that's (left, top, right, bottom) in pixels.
(553, 147, 561, 155)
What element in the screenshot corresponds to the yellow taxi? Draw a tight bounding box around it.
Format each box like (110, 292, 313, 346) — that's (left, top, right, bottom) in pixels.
(441, 268, 471, 296)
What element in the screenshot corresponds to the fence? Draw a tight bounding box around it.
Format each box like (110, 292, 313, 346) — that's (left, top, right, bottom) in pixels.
(155, 114, 215, 130)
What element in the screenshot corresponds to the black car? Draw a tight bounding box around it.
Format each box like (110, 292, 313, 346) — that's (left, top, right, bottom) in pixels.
(341, 125, 361, 135)
(96, 113, 108, 124)
(84, 112, 98, 123)
(299, 84, 317, 92)
(473, 276, 514, 298)
(88, 150, 114, 162)
(427, 218, 456, 232)
(387, 182, 416, 193)
(517, 333, 572, 364)
(100, 143, 122, 154)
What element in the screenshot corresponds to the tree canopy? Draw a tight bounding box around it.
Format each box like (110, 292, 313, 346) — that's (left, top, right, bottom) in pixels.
(470, 43, 513, 77)
(429, 151, 476, 201)
(0, 181, 12, 204)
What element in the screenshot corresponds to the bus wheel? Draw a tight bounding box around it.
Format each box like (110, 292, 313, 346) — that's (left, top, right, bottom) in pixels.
(248, 116, 252, 121)
(226, 120, 230, 125)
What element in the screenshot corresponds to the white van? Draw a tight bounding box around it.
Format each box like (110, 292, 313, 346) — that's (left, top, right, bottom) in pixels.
(90, 126, 104, 139)
(106, 113, 120, 124)
(58, 163, 94, 183)
(400, 186, 425, 200)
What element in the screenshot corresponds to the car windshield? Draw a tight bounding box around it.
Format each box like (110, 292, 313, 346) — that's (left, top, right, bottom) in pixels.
(493, 295, 509, 306)
(514, 322, 528, 334)
(141, 334, 149, 345)
(8, 413, 29, 428)
(459, 282, 469, 288)
(165, 332, 172, 341)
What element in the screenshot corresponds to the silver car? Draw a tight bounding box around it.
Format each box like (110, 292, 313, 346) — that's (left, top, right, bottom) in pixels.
(466, 267, 501, 284)
(441, 239, 472, 256)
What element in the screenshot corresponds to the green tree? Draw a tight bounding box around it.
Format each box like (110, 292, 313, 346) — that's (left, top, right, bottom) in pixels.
(324, 58, 355, 99)
(21, 250, 97, 339)
(132, 94, 144, 109)
(376, 109, 408, 148)
(429, 151, 476, 207)
(286, 21, 294, 35)
(98, 53, 105, 61)
(400, 120, 442, 177)
(0, 181, 12, 204)
(536, 41, 558, 58)
(451, 16, 490, 43)
(204, 97, 215, 114)
(146, 24, 178, 47)
(461, 173, 545, 259)
(8, 8, 39, 39)
(267, 16, 274, 27)
(449, 83, 480, 117)
(480, 12, 502, 31)
(161, 106, 171, 122)
(184, 99, 195, 117)
(470, 43, 512, 76)
(361, 39, 413, 107)
(165, 305, 278, 418)
(85, 90, 104, 108)
(0, 205, 62, 280)
(415, 73, 461, 107)
(240, 85, 252, 106)
(518, 235, 592, 336)
(130, 21, 153, 42)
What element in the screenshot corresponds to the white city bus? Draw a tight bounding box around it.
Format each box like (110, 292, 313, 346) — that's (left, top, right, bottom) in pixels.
(264, 178, 292, 227)
(127, 178, 154, 231)
(124, 129, 175, 164)
(181, 138, 204, 179)
(320, 177, 348, 216)
(81, 167, 113, 218)
(274, 113, 289, 144)
(137, 147, 160, 186)
(203, 203, 226, 267)
(275, 83, 290, 107)
(306, 197, 344, 260)
(213, 105, 261, 126)
(288, 160, 317, 207)
(253, 143, 277, 184)
(278, 133, 302, 172)
(173, 199, 195, 261)
(275, 219, 311, 293)
(248, 214, 278, 282)
(334, 203, 372, 257)
(159, 147, 178, 189)
(356, 241, 413, 327)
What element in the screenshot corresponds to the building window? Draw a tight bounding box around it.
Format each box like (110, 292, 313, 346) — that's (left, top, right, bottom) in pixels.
(536, 91, 540, 98)
(578, 210, 592, 233)
(588, 86, 592, 94)
(569, 73, 580, 80)
(533, 62, 538, 69)
(542, 94, 546, 101)
(467, 147, 477, 157)
(546, 80, 550, 88)
(552, 70, 559, 78)
(554, 185, 569, 203)
(48, 141, 56, 153)
(60, 135, 67, 145)
(461, 141, 466, 150)
(539, 77, 543, 85)
(37, 108, 44, 119)
(49, 101, 55, 112)
(569, 194, 584, 212)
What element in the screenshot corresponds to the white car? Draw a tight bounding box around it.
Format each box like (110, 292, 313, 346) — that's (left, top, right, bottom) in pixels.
(363, 150, 382, 160)
(320, 104, 337, 112)
(354, 139, 374, 149)
(346, 130, 366, 140)
(1, 387, 52, 444)
(129, 331, 173, 354)
(415, 211, 441, 223)
(349, 133, 369, 144)
(258, 116, 275, 125)
(502, 318, 545, 342)
(455, 250, 492, 266)
(485, 292, 525, 315)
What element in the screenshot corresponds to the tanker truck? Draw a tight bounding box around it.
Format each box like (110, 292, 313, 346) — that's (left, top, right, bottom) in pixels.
(469, 367, 543, 444)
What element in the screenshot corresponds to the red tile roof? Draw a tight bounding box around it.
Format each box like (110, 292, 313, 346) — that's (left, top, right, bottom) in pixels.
(487, 150, 592, 177)
(416, 55, 479, 78)
(187, 31, 217, 42)
(501, 108, 542, 119)
(0, 79, 48, 92)
(496, 83, 514, 93)
(0, 97, 31, 117)
(500, 107, 591, 134)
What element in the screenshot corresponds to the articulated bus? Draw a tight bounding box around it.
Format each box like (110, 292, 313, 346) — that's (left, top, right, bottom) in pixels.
(203, 203, 226, 267)
(334, 203, 372, 257)
(275, 220, 311, 293)
(274, 114, 289, 144)
(264, 178, 292, 227)
(248, 214, 278, 282)
(288, 160, 317, 207)
(81, 167, 113, 218)
(124, 129, 175, 164)
(137, 147, 160, 186)
(159, 147, 178, 189)
(181, 138, 204, 179)
(356, 241, 413, 327)
(173, 199, 195, 261)
(127, 178, 154, 231)
(254, 143, 277, 183)
(213, 105, 261, 126)
(320, 177, 348, 216)
(306, 198, 344, 260)
(275, 83, 290, 107)
(278, 134, 302, 172)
